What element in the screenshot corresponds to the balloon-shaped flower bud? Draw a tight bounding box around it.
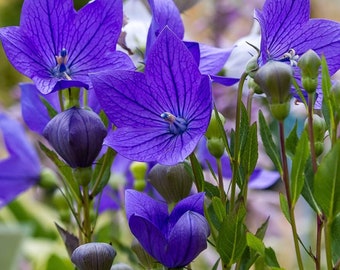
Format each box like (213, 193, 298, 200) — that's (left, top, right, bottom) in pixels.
(205, 110, 226, 158)
(331, 81, 340, 117)
(298, 49, 321, 94)
(254, 61, 293, 121)
(246, 55, 260, 78)
(248, 77, 263, 95)
(304, 114, 326, 156)
(130, 161, 148, 191)
(148, 162, 193, 203)
(43, 107, 107, 168)
(71, 242, 116, 270)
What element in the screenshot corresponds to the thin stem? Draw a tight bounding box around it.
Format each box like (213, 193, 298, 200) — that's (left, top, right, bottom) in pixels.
(82, 185, 92, 243)
(279, 121, 304, 270)
(216, 158, 226, 204)
(307, 93, 322, 270)
(230, 72, 247, 209)
(324, 220, 333, 270)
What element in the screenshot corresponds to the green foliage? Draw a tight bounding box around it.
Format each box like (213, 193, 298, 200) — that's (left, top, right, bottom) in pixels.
(259, 111, 282, 174)
(314, 140, 340, 221)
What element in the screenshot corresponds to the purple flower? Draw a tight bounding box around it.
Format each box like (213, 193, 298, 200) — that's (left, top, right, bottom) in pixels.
(125, 190, 209, 268)
(255, 0, 340, 107)
(90, 27, 212, 165)
(0, 0, 134, 94)
(0, 113, 40, 207)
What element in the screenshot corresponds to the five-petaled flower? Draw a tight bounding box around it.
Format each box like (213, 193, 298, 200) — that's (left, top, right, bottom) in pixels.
(255, 0, 340, 107)
(125, 190, 210, 268)
(90, 27, 212, 165)
(0, 0, 134, 94)
(0, 113, 41, 208)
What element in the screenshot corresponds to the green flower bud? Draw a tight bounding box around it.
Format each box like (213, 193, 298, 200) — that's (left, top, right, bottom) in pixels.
(315, 142, 324, 157)
(148, 162, 193, 203)
(298, 49, 321, 94)
(254, 61, 292, 120)
(331, 81, 340, 117)
(248, 77, 263, 94)
(207, 137, 224, 159)
(39, 167, 58, 189)
(246, 55, 260, 78)
(130, 162, 148, 191)
(304, 114, 326, 142)
(205, 110, 226, 140)
(71, 243, 116, 270)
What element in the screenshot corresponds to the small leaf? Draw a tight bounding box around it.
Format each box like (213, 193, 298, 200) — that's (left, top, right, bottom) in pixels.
(285, 121, 299, 157)
(211, 197, 226, 223)
(246, 233, 265, 256)
(189, 152, 205, 192)
(314, 140, 340, 221)
(241, 122, 258, 178)
(55, 223, 79, 258)
(279, 193, 290, 223)
(259, 111, 282, 174)
(264, 247, 282, 268)
(321, 56, 333, 132)
(290, 131, 309, 206)
(331, 215, 340, 264)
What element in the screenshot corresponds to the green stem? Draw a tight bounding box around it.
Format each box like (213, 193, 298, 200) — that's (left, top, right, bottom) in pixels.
(216, 158, 226, 204)
(324, 220, 333, 270)
(279, 121, 304, 270)
(307, 93, 322, 270)
(82, 185, 92, 243)
(230, 72, 247, 209)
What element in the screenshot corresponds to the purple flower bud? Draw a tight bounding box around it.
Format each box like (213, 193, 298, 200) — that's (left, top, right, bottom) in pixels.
(43, 107, 107, 168)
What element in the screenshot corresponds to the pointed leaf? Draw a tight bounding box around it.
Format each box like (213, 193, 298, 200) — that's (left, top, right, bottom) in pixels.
(259, 111, 282, 174)
(314, 140, 340, 221)
(290, 131, 309, 206)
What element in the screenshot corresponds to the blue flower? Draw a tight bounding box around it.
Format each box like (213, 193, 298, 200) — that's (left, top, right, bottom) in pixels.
(0, 113, 40, 207)
(0, 0, 134, 94)
(125, 190, 210, 268)
(90, 27, 212, 165)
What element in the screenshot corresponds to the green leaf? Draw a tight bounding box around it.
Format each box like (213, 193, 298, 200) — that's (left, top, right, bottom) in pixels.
(314, 140, 340, 221)
(301, 158, 320, 213)
(321, 56, 333, 132)
(255, 217, 270, 240)
(258, 111, 282, 174)
(189, 152, 205, 192)
(241, 122, 258, 178)
(279, 193, 290, 223)
(264, 247, 282, 268)
(204, 181, 220, 198)
(211, 197, 226, 223)
(246, 233, 265, 256)
(290, 131, 309, 206)
(39, 143, 81, 203)
(285, 121, 299, 158)
(213, 104, 231, 156)
(46, 254, 73, 270)
(216, 206, 247, 266)
(331, 214, 340, 264)
(90, 147, 116, 197)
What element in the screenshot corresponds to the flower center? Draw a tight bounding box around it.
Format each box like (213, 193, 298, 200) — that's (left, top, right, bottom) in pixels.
(280, 48, 299, 66)
(53, 48, 71, 80)
(161, 112, 188, 135)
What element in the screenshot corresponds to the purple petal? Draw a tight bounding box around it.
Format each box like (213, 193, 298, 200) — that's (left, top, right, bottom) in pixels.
(184, 41, 200, 66)
(146, 0, 184, 58)
(128, 214, 168, 262)
(125, 190, 168, 231)
(169, 193, 205, 228)
(210, 75, 239, 86)
(20, 83, 59, 134)
(198, 43, 231, 75)
(255, 0, 309, 63)
(0, 113, 40, 207)
(248, 169, 279, 189)
(165, 211, 209, 268)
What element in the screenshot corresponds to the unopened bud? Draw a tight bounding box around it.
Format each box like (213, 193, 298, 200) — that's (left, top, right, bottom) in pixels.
(205, 110, 226, 140)
(43, 107, 107, 168)
(71, 242, 116, 270)
(130, 162, 148, 191)
(254, 61, 292, 120)
(298, 49, 321, 94)
(148, 162, 193, 203)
